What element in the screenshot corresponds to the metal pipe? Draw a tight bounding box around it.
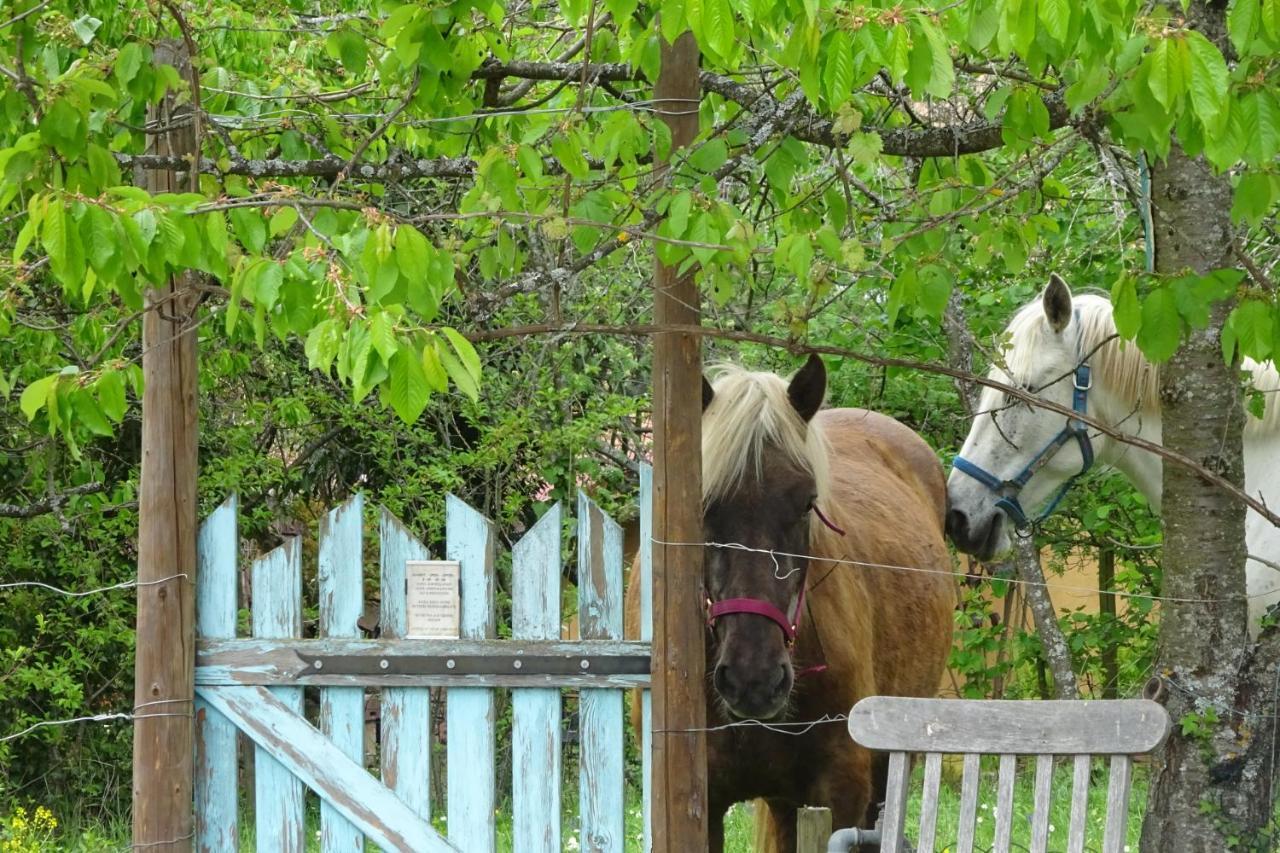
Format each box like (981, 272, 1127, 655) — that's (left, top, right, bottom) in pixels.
(827, 826, 881, 852)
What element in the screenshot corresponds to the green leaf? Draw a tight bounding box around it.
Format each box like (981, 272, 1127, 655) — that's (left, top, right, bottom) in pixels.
(269, 206, 298, 237)
(229, 207, 267, 254)
(19, 375, 56, 421)
(115, 43, 144, 86)
(13, 217, 37, 264)
(688, 138, 728, 174)
(327, 29, 369, 76)
(1146, 37, 1189, 110)
(435, 337, 479, 402)
(823, 30, 854, 106)
(305, 319, 342, 374)
(1136, 288, 1182, 362)
(1266, 0, 1280, 41)
(441, 327, 482, 386)
(420, 341, 448, 392)
(1186, 31, 1229, 129)
(1229, 299, 1274, 361)
(702, 0, 735, 59)
(369, 311, 399, 363)
(1231, 173, 1274, 226)
(905, 27, 933, 99)
(395, 225, 431, 275)
(886, 25, 910, 84)
(1229, 0, 1258, 55)
(73, 391, 113, 436)
(919, 18, 954, 98)
(1112, 276, 1142, 339)
(846, 131, 883, 166)
(917, 264, 952, 319)
(1038, 0, 1069, 44)
(667, 191, 693, 238)
(550, 133, 590, 180)
(383, 345, 430, 423)
(96, 371, 126, 422)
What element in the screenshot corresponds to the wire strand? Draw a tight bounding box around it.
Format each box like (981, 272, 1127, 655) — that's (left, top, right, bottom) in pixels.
(654, 713, 849, 736)
(653, 538, 1277, 605)
(0, 574, 189, 597)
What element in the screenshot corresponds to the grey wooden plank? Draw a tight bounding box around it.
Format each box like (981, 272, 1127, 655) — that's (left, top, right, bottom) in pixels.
(578, 494, 625, 853)
(319, 494, 365, 853)
(1101, 755, 1133, 853)
(251, 539, 305, 853)
(195, 495, 238, 853)
(639, 463, 653, 853)
(1068, 754, 1090, 853)
(848, 697, 1171, 754)
(994, 753, 1016, 853)
(1030, 754, 1054, 853)
(199, 685, 458, 853)
(917, 752, 942, 853)
(796, 807, 832, 853)
(511, 504, 562, 853)
(445, 495, 497, 853)
(379, 508, 433, 821)
(956, 752, 980, 853)
(880, 751, 910, 853)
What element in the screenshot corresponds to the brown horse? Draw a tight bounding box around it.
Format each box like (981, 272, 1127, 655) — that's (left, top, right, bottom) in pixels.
(625, 355, 954, 852)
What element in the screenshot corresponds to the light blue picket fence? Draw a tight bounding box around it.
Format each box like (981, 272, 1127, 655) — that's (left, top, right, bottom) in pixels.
(193, 468, 654, 853)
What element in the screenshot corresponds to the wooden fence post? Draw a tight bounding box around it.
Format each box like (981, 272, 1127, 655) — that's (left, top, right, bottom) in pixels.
(651, 28, 708, 852)
(797, 807, 833, 853)
(133, 39, 200, 853)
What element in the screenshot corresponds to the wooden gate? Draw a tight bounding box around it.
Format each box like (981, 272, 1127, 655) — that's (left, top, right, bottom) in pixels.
(193, 470, 653, 852)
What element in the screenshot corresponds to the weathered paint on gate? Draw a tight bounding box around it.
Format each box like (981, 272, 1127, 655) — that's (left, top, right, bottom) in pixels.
(193, 474, 653, 853)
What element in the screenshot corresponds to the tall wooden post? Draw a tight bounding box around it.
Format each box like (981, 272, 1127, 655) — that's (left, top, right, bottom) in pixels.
(651, 30, 708, 851)
(133, 40, 200, 853)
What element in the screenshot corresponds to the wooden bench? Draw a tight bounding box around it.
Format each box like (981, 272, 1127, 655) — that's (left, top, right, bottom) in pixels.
(815, 696, 1170, 853)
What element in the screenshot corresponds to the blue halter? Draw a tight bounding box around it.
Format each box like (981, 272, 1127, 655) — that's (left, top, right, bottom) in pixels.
(952, 362, 1095, 531)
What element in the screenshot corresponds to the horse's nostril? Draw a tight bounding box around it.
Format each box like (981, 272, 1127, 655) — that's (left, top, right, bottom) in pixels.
(945, 508, 968, 539)
(713, 663, 731, 696)
(773, 665, 789, 694)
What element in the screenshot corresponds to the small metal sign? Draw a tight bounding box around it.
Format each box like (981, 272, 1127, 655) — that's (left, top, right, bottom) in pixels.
(405, 560, 461, 639)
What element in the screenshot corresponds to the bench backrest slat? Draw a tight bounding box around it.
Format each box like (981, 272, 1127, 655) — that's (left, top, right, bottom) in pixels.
(841, 698, 1170, 853)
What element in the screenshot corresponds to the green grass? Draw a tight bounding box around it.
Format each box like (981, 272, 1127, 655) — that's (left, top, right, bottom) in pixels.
(11, 760, 1250, 853)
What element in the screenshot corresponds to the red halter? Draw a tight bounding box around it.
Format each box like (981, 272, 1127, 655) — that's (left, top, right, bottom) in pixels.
(706, 582, 807, 648)
(703, 504, 845, 676)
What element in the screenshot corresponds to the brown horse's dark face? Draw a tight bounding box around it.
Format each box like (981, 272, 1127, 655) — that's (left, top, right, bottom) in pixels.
(703, 355, 826, 720)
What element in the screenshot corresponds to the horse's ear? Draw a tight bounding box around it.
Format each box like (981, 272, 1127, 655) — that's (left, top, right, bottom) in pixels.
(788, 354, 826, 422)
(1043, 273, 1073, 334)
(702, 376, 715, 411)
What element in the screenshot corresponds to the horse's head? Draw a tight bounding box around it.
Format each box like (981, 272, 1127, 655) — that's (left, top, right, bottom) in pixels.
(701, 355, 827, 720)
(947, 274, 1097, 559)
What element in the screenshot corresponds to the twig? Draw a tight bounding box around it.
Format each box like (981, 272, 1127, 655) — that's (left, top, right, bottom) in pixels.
(0, 0, 50, 30)
(333, 68, 421, 191)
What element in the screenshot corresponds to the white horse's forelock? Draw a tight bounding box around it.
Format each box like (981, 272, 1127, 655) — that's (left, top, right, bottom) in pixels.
(701, 364, 830, 506)
(988, 291, 1280, 435)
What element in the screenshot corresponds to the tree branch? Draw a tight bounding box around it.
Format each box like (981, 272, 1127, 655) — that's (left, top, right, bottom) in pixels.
(0, 483, 107, 518)
(464, 321, 1280, 529)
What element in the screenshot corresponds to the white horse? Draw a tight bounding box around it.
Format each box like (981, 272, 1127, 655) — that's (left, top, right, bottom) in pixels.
(945, 274, 1280, 637)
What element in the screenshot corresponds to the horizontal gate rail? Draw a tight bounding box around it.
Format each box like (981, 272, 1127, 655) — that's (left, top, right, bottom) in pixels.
(196, 638, 651, 687)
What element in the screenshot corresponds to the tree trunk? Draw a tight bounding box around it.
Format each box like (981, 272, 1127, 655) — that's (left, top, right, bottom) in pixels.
(1011, 537, 1079, 700)
(1139, 135, 1277, 851)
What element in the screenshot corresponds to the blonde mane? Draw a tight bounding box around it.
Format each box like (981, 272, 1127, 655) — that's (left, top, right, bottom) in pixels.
(701, 364, 830, 506)
(993, 291, 1280, 435)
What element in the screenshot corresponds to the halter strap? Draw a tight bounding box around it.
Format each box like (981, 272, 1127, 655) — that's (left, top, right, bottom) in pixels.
(952, 359, 1094, 531)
